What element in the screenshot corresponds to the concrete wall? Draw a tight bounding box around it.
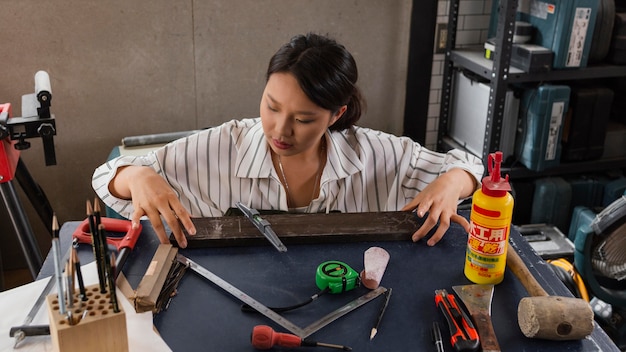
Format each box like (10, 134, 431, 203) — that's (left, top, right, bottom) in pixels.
(0, 1, 412, 267)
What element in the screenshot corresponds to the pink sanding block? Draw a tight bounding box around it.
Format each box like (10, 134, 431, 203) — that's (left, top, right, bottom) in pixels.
(360, 247, 390, 289)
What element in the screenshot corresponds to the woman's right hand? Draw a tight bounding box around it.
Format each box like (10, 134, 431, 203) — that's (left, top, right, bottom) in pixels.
(109, 166, 196, 247)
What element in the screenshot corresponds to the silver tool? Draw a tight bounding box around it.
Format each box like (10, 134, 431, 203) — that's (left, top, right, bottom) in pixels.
(11, 240, 74, 348)
(177, 253, 385, 338)
(236, 201, 287, 252)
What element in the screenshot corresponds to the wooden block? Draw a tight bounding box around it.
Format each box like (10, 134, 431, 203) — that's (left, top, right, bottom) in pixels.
(134, 244, 178, 313)
(174, 211, 423, 248)
(47, 284, 128, 352)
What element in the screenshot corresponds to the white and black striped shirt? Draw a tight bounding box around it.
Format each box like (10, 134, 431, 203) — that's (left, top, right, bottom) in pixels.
(92, 118, 484, 218)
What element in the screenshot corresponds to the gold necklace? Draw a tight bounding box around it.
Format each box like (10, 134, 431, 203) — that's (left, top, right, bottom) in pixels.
(276, 139, 326, 208)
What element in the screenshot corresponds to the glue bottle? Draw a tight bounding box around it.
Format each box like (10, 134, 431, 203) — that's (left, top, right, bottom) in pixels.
(464, 151, 514, 285)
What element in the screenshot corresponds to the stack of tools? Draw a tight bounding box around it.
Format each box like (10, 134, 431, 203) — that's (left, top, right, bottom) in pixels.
(87, 199, 120, 312)
(45, 200, 129, 352)
(10, 201, 143, 348)
(69, 211, 184, 314)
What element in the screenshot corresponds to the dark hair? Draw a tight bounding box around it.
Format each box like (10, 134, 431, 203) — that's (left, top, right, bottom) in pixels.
(266, 33, 365, 131)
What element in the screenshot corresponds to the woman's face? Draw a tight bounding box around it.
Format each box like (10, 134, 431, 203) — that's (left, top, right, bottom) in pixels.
(260, 72, 345, 157)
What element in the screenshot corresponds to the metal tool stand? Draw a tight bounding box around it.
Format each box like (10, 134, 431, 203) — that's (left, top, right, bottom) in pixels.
(0, 71, 57, 289)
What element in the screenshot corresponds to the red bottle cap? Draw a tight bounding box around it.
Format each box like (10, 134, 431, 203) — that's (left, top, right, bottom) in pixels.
(481, 151, 510, 197)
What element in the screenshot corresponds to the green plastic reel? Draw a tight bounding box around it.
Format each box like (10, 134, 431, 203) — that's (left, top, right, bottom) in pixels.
(315, 261, 360, 294)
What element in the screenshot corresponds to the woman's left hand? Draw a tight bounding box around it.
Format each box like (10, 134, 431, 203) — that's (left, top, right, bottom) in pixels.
(401, 168, 476, 246)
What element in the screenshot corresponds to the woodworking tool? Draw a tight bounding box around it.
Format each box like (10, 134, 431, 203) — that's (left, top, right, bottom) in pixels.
(315, 261, 360, 294)
(10, 217, 141, 347)
(236, 201, 287, 252)
(177, 253, 386, 338)
(251, 325, 352, 350)
(452, 284, 499, 352)
(435, 289, 479, 352)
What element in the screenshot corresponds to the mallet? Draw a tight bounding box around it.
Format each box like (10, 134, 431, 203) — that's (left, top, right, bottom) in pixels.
(506, 243, 594, 340)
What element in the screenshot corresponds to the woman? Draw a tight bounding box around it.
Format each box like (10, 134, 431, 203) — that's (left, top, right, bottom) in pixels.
(92, 33, 484, 248)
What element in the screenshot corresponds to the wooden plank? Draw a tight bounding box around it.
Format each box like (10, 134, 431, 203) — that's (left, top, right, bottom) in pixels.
(173, 212, 423, 248)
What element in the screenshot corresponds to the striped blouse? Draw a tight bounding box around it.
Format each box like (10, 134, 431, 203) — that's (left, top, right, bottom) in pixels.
(92, 118, 484, 218)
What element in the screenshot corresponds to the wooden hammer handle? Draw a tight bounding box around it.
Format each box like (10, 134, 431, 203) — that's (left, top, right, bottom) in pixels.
(506, 243, 549, 297)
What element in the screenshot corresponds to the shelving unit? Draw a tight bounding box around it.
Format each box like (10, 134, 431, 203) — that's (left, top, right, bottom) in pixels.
(437, 0, 626, 179)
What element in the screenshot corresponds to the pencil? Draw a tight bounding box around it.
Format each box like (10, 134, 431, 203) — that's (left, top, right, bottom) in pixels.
(370, 287, 392, 340)
(108, 252, 119, 313)
(87, 200, 107, 293)
(72, 247, 87, 301)
(51, 214, 66, 315)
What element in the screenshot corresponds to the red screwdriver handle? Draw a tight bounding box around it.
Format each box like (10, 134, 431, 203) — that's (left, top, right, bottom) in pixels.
(251, 325, 301, 350)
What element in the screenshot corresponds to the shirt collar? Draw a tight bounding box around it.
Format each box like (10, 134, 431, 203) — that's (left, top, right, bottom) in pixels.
(235, 120, 274, 178)
(234, 119, 363, 180)
(324, 128, 363, 180)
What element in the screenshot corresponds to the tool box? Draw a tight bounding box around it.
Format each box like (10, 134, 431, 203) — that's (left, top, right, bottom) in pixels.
(569, 205, 597, 241)
(588, 0, 617, 64)
(608, 34, 626, 64)
(518, 223, 575, 260)
(530, 177, 572, 233)
(449, 70, 519, 160)
(604, 177, 626, 206)
(515, 84, 570, 172)
(608, 12, 626, 64)
(602, 120, 626, 158)
(519, 0, 599, 68)
(562, 86, 614, 162)
(569, 182, 626, 240)
(510, 43, 554, 72)
(511, 180, 535, 225)
(567, 175, 610, 223)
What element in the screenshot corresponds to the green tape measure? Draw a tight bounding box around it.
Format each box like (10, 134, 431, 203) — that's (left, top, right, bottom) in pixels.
(315, 261, 360, 294)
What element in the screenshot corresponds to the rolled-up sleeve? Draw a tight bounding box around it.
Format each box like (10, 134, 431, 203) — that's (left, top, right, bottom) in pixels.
(403, 143, 484, 200)
(440, 149, 485, 191)
(91, 153, 162, 219)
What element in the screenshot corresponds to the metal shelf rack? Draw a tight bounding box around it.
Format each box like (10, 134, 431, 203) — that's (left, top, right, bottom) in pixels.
(437, 0, 626, 179)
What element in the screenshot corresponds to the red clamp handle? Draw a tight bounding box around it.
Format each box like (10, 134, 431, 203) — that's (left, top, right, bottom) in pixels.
(72, 217, 141, 252)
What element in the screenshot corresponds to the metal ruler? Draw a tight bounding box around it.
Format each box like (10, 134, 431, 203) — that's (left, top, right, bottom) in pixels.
(177, 254, 386, 338)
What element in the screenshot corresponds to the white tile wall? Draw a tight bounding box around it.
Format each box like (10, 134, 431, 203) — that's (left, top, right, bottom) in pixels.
(427, 0, 491, 149)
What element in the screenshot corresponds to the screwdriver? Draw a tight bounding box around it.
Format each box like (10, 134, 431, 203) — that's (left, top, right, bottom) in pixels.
(251, 325, 352, 351)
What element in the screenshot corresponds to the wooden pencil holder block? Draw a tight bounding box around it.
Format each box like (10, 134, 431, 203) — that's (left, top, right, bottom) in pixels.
(46, 284, 128, 352)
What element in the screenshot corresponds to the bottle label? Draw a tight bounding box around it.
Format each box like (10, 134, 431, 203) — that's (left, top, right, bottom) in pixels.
(468, 222, 508, 255)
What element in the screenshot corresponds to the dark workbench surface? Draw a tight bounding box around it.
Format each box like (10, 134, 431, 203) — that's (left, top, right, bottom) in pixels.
(41, 211, 620, 351)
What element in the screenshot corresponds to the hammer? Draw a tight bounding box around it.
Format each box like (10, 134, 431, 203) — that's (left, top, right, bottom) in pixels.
(506, 243, 594, 340)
